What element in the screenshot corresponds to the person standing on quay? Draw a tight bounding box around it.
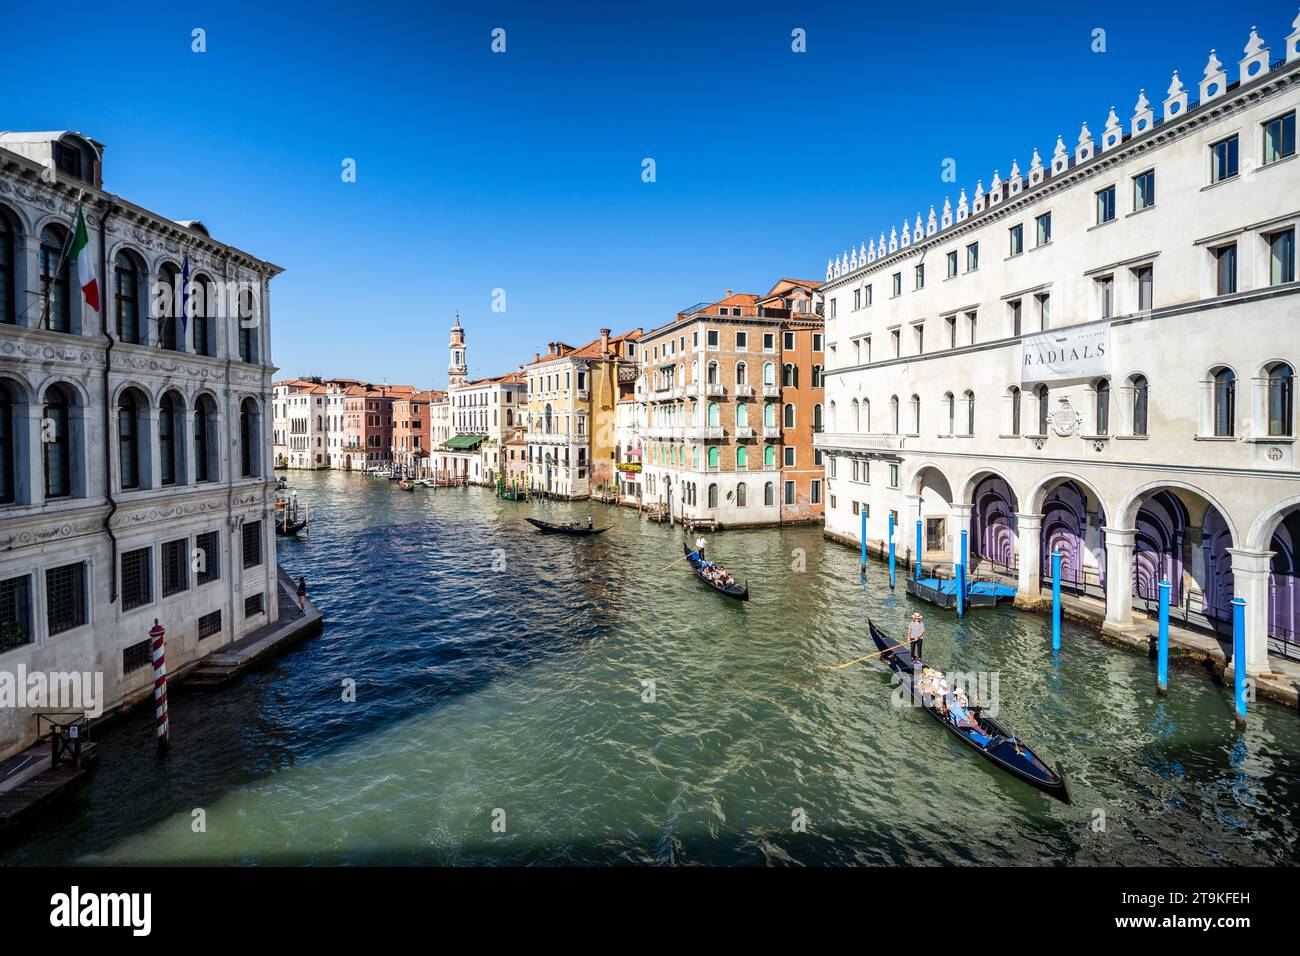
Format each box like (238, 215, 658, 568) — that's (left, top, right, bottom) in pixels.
(297, 576, 307, 610)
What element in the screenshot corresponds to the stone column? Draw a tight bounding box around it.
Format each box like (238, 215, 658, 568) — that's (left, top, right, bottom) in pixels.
(19, 402, 44, 504)
(949, 502, 972, 564)
(1104, 527, 1137, 631)
(1227, 547, 1275, 676)
(1014, 512, 1042, 606)
(905, 493, 923, 571)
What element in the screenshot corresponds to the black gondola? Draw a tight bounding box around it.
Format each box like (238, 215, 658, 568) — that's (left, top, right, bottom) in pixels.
(683, 545, 749, 601)
(525, 518, 611, 536)
(866, 618, 1069, 803)
(276, 517, 308, 536)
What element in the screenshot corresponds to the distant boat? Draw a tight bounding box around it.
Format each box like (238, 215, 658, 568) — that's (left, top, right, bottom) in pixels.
(525, 517, 610, 536)
(683, 545, 748, 601)
(398, 479, 415, 491)
(866, 618, 1070, 803)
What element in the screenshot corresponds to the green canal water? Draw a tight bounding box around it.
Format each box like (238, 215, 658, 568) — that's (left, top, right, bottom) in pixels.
(4, 471, 1298, 865)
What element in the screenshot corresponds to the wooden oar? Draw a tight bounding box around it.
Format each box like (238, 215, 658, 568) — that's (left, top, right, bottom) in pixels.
(657, 552, 692, 573)
(820, 637, 917, 670)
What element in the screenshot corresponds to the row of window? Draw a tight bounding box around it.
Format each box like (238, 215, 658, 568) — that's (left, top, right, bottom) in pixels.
(642, 476, 821, 509)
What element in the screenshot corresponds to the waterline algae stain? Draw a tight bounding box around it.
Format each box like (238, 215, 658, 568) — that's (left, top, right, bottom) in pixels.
(4, 474, 1298, 866)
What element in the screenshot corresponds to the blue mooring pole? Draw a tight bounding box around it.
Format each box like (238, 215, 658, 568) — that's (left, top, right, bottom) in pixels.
(860, 507, 867, 572)
(1051, 549, 1062, 652)
(888, 513, 896, 590)
(1157, 580, 1170, 695)
(1232, 597, 1247, 729)
(915, 519, 923, 582)
(956, 562, 965, 616)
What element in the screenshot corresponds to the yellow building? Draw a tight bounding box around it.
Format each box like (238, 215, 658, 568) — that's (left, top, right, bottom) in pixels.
(525, 328, 641, 498)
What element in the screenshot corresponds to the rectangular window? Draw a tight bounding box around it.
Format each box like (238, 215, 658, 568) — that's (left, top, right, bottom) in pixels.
(1098, 275, 1115, 319)
(1270, 229, 1296, 285)
(888, 464, 900, 488)
(245, 593, 265, 617)
(946, 250, 957, 277)
(1211, 135, 1239, 183)
(1036, 212, 1052, 246)
(915, 263, 925, 289)
(1009, 299, 1022, 336)
(851, 500, 859, 516)
(783, 446, 795, 467)
(1096, 185, 1116, 224)
(198, 609, 222, 639)
(966, 242, 979, 272)
(1263, 112, 1296, 165)
(1134, 265, 1154, 311)
(853, 288, 861, 309)
(1215, 244, 1238, 295)
(783, 331, 795, 349)
(890, 329, 900, 357)
(121, 547, 152, 611)
(763, 333, 775, 351)
(966, 311, 977, 344)
(1009, 223, 1024, 256)
(0, 574, 32, 652)
(891, 273, 902, 296)
(45, 561, 87, 634)
(812, 333, 823, 351)
(864, 284, 873, 306)
(707, 329, 719, 349)
(828, 458, 836, 479)
(810, 480, 821, 505)
(161, 538, 188, 597)
(913, 324, 924, 354)
(242, 521, 263, 569)
(945, 315, 956, 349)
(1127, 168, 1154, 211)
(123, 639, 152, 674)
(783, 480, 795, 505)
(1036, 292, 1051, 330)
(735, 331, 747, 350)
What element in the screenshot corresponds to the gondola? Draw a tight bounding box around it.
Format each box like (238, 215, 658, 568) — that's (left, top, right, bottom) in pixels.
(525, 518, 611, 536)
(275, 516, 308, 536)
(683, 545, 749, 601)
(867, 618, 1070, 803)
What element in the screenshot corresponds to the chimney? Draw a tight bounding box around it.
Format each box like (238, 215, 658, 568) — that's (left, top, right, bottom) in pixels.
(600, 328, 611, 355)
(534, 352, 540, 363)
(725, 290, 733, 298)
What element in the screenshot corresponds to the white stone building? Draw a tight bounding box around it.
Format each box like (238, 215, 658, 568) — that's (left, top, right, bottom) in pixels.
(272, 378, 330, 469)
(0, 131, 281, 759)
(817, 18, 1300, 675)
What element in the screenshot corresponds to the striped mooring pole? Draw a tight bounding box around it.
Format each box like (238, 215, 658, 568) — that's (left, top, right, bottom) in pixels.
(150, 619, 170, 751)
(1157, 580, 1170, 694)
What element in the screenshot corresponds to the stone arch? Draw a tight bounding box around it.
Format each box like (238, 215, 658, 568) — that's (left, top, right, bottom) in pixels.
(961, 469, 1021, 572)
(110, 378, 159, 408)
(1032, 473, 1110, 597)
(1116, 478, 1240, 545)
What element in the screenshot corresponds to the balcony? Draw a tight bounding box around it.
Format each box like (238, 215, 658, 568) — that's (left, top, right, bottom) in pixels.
(526, 431, 568, 443)
(813, 432, 907, 452)
(705, 383, 725, 397)
(762, 384, 780, 398)
(685, 383, 702, 397)
(733, 384, 754, 398)
(687, 426, 725, 440)
(650, 387, 683, 402)
(734, 426, 754, 438)
(763, 425, 781, 439)
(576, 389, 589, 401)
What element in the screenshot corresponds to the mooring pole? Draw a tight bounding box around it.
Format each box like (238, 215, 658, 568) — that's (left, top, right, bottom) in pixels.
(915, 519, 922, 582)
(150, 619, 170, 751)
(888, 512, 896, 590)
(1051, 550, 1062, 653)
(1232, 597, 1247, 729)
(956, 561, 965, 617)
(1157, 580, 1170, 694)
(860, 507, 867, 572)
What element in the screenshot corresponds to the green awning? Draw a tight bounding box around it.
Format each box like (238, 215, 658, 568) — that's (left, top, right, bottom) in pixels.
(443, 435, 486, 450)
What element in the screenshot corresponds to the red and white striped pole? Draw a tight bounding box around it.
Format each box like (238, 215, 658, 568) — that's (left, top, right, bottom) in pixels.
(150, 619, 170, 751)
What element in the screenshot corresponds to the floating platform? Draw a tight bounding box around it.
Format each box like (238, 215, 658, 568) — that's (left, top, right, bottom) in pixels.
(906, 576, 1016, 610)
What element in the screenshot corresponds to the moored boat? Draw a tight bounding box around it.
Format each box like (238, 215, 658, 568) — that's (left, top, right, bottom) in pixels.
(525, 517, 610, 536)
(398, 479, 415, 491)
(683, 545, 748, 601)
(866, 618, 1069, 803)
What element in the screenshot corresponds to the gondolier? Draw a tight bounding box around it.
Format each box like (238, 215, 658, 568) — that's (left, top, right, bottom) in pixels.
(906, 612, 925, 658)
(694, 534, 708, 558)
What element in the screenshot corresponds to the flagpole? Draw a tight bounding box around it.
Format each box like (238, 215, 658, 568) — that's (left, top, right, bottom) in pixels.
(35, 193, 82, 331)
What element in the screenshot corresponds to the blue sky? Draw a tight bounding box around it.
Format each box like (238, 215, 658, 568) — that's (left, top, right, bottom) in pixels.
(5, 0, 1294, 387)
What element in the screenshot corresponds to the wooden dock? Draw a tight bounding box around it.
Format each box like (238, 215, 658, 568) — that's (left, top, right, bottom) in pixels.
(0, 738, 99, 839)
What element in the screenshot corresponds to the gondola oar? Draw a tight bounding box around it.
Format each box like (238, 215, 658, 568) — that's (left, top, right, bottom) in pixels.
(820, 637, 918, 670)
(657, 552, 692, 573)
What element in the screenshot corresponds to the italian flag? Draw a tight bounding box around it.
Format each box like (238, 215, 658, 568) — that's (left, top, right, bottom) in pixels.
(71, 207, 99, 312)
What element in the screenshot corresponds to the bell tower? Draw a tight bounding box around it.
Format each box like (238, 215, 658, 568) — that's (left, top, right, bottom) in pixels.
(448, 312, 467, 388)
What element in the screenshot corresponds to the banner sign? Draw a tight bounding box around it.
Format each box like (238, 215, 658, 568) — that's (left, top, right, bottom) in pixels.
(1020, 324, 1109, 383)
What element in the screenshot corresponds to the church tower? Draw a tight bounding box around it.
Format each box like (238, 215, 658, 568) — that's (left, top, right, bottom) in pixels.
(448, 312, 467, 388)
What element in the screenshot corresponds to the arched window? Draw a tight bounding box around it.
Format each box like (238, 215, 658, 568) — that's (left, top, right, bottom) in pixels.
(114, 251, 142, 344)
(191, 274, 215, 356)
(943, 392, 955, 435)
(860, 398, 869, 432)
(1267, 362, 1294, 437)
(762, 362, 775, 386)
(1130, 375, 1149, 436)
(813, 403, 823, 432)
(118, 389, 145, 490)
(43, 385, 73, 499)
(736, 446, 748, 469)
(1094, 378, 1110, 435)
(708, 483, 719, 508)
(909, 394, 920, 433)
(39, 225, 72, 333)
(238, 287, 258, 363)
(692, 446, 699, 470)
(782, 363, 797, 388)
(506, 408, 514, 427)
(1009, 386, 1022, 436)
(764, 445, 775, 468)
(964, 389, 975, 435)
(194, 394, 218, 482)
(764, 481, 775, 506)
(707, 361, 719, 384)
(240, 398, 260, 477)
(544, 403, 553, 433)
(812, 364, 823, 388)
(0, 209, 15, 325)
(890, 395, 900, 434)
(783, 403, 795, 428)
(736, 361, 748, 385)
(707, 446, 719, 469)
(736, 482, 747, 506)
(1035, 384, 1050, 434)
(763, 402, 776, 428)
(159, 391, 182, 485)
(1212, 368, 1235, 437)
(707, 402, 720, 427)
(0, 382, 14, 503)
(736, 403, 748, 429)
(157, 262, 181, 351)
(851, 399, 859, 431)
